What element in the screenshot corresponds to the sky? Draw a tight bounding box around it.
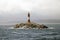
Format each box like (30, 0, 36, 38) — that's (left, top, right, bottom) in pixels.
(0, 0, 60, 24)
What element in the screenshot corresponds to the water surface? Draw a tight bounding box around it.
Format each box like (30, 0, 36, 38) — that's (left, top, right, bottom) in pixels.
(0, 24, 60, 40)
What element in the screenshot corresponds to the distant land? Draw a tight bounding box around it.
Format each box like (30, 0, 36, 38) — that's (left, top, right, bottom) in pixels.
(0, 19, 60, 25)
(34, 19, 60, 23)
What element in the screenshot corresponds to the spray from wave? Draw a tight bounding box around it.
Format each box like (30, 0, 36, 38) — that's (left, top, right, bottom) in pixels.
(48, 27, 55, 29)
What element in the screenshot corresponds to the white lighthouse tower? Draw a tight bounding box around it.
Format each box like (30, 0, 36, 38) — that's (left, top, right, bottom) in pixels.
(27, 12, 31, 24)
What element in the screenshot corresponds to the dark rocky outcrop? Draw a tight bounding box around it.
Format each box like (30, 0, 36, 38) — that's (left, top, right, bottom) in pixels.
(14, 22, 48, 29)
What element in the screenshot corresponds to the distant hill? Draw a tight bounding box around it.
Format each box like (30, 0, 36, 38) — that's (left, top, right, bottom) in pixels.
(33, 19, 60, 23)
(0, 19, 60, 25)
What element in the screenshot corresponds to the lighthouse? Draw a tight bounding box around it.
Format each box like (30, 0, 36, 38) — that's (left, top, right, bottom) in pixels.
(15, 12, 48, 29)
(27, 12, 31, 24)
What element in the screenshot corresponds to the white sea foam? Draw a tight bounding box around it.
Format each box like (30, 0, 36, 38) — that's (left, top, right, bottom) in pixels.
(8, 26, 27, 29)
(48, 27, 55, 29)
(8, 27, 14, 29)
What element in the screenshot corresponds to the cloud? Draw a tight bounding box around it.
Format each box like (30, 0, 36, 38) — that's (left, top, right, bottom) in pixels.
(0, 0, 60, 23)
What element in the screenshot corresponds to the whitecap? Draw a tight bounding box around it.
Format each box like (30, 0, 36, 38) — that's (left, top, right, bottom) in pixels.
(48, 27, 55, 29)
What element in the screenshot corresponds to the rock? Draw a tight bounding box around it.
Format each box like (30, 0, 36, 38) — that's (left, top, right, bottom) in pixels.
(14, 22, 48, 29)
(15, 24, 20, 28)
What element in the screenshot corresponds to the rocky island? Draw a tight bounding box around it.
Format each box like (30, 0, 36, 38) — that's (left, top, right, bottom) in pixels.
(14, 12, 48, 29)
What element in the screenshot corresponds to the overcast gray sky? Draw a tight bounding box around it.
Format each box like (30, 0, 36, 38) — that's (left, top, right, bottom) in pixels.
(0, 0, 60, 24)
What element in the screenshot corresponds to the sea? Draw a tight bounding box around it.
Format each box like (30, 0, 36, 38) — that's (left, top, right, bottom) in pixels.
(0, 23, 60, 40)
